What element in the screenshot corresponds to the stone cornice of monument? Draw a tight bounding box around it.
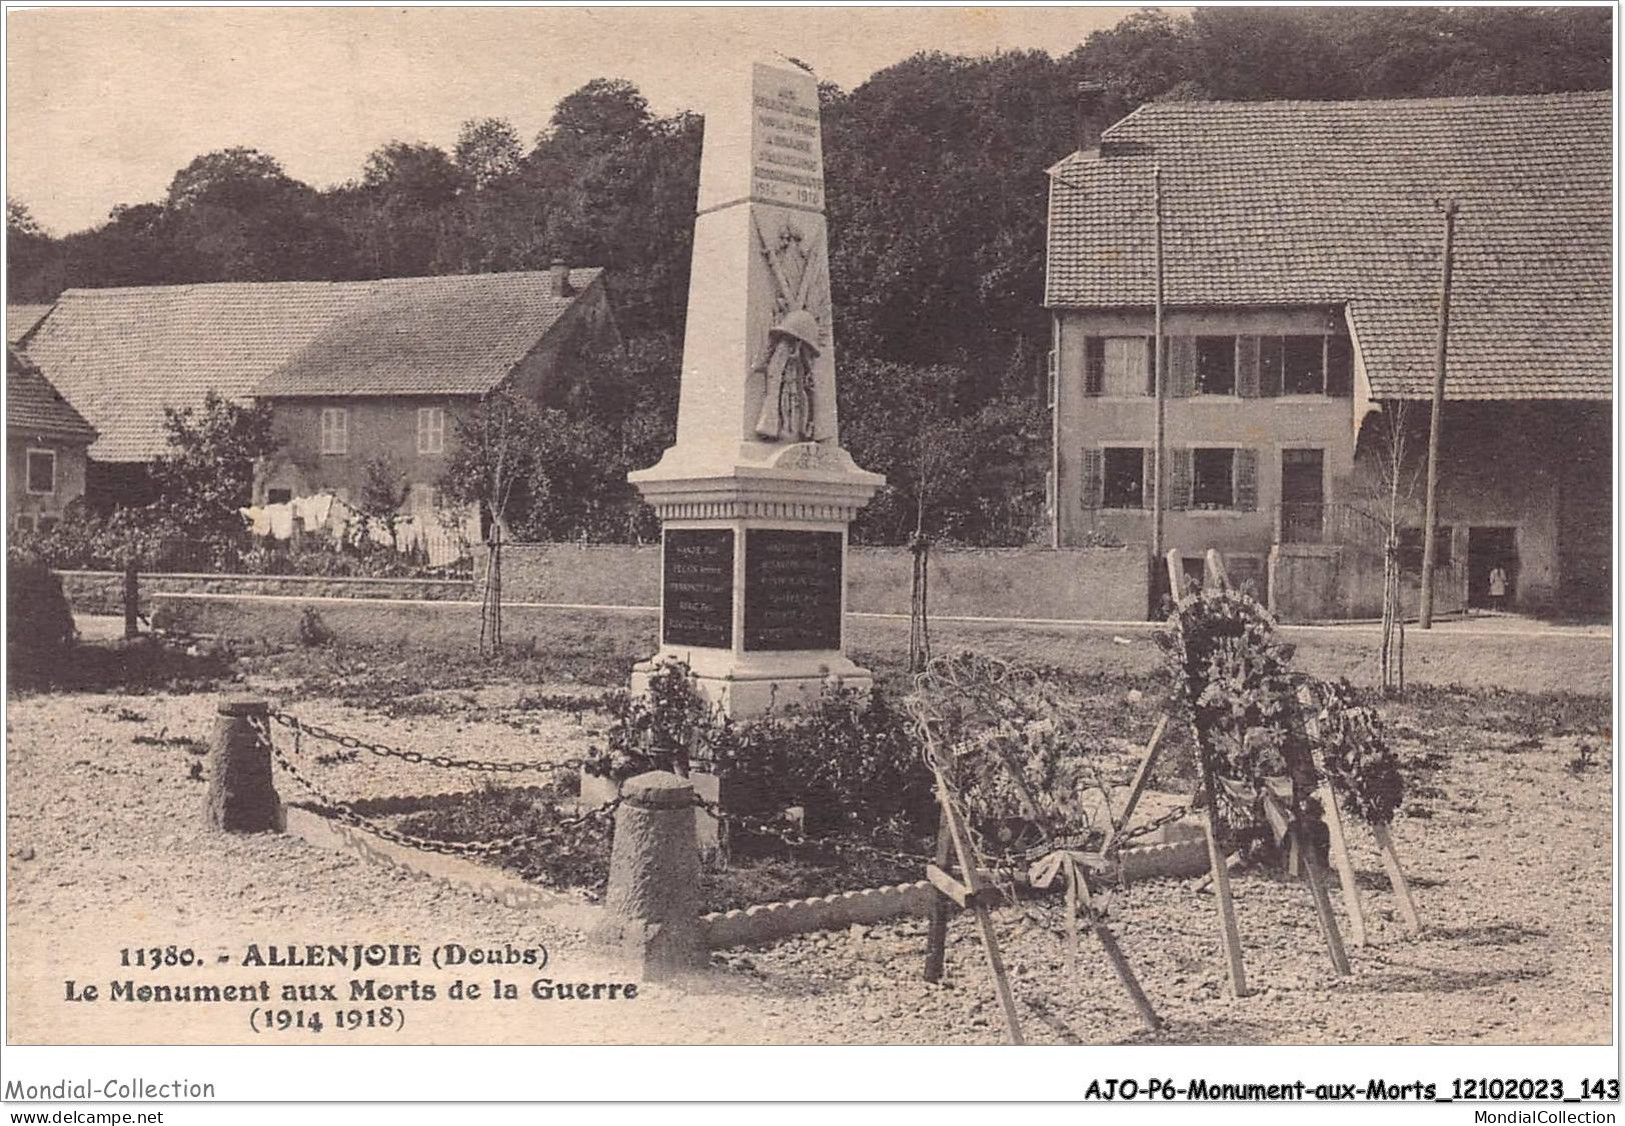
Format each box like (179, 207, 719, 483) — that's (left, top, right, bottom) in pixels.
(628, 57, 883, 507)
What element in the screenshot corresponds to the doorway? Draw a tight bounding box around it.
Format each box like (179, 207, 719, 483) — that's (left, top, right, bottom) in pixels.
(1280, 448, 1325, 543)
(1467, 526, 1517, 610)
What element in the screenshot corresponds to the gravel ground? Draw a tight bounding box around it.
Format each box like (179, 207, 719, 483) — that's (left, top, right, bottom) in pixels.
(5, 658, 1612, 1046)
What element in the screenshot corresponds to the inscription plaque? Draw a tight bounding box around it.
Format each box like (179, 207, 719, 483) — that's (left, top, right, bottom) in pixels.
(744, 529, 842, 651)
(662, 529, 734, 649)
(751, 62, 824, 211)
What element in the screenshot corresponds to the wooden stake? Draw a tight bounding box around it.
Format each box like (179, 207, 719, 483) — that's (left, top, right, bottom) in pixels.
(1317, 783, 1368, 947)
(937, 775, 1024, 1044)
(1165, 548, 1185, 600)
(1292, 820, 1352, 976)
(1201, 815, 1248, 998)
(1102, 715, 1169, 854)
(1371, 821, 1423, 938)
(922, 814, 954, 982)
(1074, 858, 1163, 1032)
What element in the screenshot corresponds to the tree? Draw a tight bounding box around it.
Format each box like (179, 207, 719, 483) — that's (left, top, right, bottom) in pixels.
(163, 147, 351, 281)
(150, 392, 279, 541)
(454, 117, 523, 189)
(1356, 401, 1427, 695)
(7, 197, 59, 300)
(437, 388, 538, 541)
(356, 455, 411, 551)
(165, 147, 292, 210)
(362, 141, 462, 206)
(545, 78, 653, 144)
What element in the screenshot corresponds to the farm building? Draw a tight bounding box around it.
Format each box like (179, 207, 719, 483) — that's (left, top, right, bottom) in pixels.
(20, 266, 615, 520)
(6, 345, 97, 533)
(1045, 91, 1611, 619)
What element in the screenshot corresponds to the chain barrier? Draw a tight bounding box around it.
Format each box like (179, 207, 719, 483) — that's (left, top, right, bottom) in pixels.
(251, 715, 617, 862)
(694, 800, 933, 871)
(1107, 803, 1193, 854)
(266, 708, 584, 778)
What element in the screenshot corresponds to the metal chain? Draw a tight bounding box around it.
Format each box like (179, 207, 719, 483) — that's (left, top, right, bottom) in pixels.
(698, 801, 933, 870)
(1108, 802, 1193, 853)
(251, 716, 617, 860)
(266, 709, 583, 778)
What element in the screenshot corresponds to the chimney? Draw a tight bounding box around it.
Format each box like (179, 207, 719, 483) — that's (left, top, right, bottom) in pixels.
(549, 260, 573, 298)
(1076, 80, 1108, 153)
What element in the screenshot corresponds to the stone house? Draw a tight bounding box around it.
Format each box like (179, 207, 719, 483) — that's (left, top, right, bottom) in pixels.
(21, 267, 614, 523)
(1045, 92, 1610, 618)
(6, 345, 97, 532)
(251, 266, 615, 531)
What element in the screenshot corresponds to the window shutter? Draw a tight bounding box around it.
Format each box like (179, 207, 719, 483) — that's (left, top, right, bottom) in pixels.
(1140, 447, 1154, 510)
(1235, 448, 1259, 511)
(1084, 338, 1104, 397)
(1168, 337, 1197, 398)
(1236, 335, 1261, 398)
(1046, 349, 1058, 408)
(1260, 336, 1283, 398)
(1144, 336, 1157, 397)
(1167, 446, 1191, 510)
(1080, 447, 1104, 509)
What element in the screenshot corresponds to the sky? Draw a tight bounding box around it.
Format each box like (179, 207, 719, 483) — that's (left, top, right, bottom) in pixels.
(5, 5, 1151, 235)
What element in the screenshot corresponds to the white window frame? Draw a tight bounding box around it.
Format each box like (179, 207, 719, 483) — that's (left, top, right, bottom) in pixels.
(320, 407, 349, 456)
(25, 447, 56, 495)
(417, 406, 446, 455)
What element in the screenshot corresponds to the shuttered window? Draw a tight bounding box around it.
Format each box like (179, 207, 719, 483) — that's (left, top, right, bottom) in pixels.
(1102, 447, 1148, 508)
(1102, 337, 1152, 397)
(417, 406, 446, 455)
(1183, 447, 1259, 511)
(320, 408, 349, 455)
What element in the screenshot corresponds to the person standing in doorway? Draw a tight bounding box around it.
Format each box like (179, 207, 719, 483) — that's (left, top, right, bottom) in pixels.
(1488, 564, 1508, 613)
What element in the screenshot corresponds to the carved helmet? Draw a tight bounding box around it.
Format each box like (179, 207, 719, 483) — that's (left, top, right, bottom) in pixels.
(770, 308, 822, 354)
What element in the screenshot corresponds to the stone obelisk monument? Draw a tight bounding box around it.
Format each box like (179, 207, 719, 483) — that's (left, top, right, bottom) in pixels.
(629, 59, 884, 717)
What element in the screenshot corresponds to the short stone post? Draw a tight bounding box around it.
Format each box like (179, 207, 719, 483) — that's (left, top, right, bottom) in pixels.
(594, 771, 704, 977)
(207, 697, 282, 833)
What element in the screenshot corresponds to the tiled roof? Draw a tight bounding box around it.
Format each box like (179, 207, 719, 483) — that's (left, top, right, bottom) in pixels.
(1047, 92, 1611, 400)
(24, 271, 602, 462)
(7, 345, 97, 444)
(6, 304, 51, 344)
(256, 269, 602, 397)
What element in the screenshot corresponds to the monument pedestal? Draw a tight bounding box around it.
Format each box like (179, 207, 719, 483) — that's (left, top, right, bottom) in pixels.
(630, 449, 881, 717)
(628, 59, 883, 720)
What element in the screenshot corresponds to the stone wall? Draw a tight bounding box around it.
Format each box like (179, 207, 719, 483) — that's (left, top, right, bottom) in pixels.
(846, 545, 1149, 621)
(1268, 544, 1466, 623)
(474, 542, 1152, 622)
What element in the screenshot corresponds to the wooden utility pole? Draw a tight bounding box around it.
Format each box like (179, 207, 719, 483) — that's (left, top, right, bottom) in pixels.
(1151, 167, 1167, 572)
(1419, 200, 1457, 629)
